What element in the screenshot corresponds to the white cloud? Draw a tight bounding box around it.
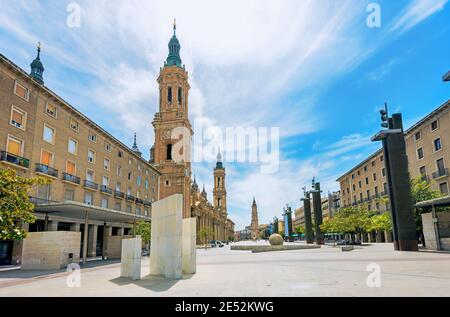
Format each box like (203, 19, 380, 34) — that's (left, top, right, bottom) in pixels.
(390, 0, 448, 34)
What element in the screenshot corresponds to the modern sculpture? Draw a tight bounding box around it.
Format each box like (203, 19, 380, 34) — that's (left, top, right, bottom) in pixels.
(311, 179, 324, 245)
(372, 103, 419, 251)
(301, 188, 314, 244)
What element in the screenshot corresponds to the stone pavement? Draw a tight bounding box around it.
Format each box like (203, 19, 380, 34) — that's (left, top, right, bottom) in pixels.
(0, 242, 449, 297)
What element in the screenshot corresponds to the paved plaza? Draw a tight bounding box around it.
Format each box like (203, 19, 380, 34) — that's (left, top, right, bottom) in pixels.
(0, 242, 449, 297)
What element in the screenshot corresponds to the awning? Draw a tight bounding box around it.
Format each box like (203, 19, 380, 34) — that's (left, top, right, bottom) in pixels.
(414, 195, 450, 209)
(33, 200, 151, 224)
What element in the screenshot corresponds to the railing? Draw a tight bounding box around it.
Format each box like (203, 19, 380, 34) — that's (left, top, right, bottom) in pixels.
(432, 168, 449, 179)
(62, 173, 80, 184)
(100, 185, 113, 195)
(35, 163, 58, 178)
(83, 180, 98, 190)
(114, 190, 125, 199)
(127, 195, 136, 202)
(135, 198, 144, 205)
(144, 200, 152, 207)
(0, 151, 30, 168)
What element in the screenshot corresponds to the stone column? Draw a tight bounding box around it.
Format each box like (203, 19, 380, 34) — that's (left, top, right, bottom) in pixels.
(47, 221, 59, 231)
(385, 230, 393, 243)
(312, 183, 324, 245)
(302, 193, 314, 244)
(117, 227, 124, 236)
(87, 224, 98, 257)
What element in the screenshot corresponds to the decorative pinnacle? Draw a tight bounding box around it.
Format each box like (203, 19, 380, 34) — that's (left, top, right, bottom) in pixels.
(173, 18, 176, 34)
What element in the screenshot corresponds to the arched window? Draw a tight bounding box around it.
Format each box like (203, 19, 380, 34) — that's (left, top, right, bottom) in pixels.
(178, 87, 183, 105)
(167, 87, 172, 105)
(167, 144, 172, 160)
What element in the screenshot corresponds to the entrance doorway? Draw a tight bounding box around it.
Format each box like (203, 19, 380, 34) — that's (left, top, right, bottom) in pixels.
(0, 241, 13, 265)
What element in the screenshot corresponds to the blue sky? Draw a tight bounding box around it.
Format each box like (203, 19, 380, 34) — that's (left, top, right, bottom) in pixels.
(1, 0, 449, 230)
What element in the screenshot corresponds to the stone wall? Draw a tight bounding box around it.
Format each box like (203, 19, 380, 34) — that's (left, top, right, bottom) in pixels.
(107, 235, 134, 259)
(21, 231, 80, 270)
(422, 212, 450, 251)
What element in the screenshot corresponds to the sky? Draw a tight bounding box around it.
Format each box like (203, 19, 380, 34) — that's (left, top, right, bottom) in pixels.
(0, 0, 449, 230)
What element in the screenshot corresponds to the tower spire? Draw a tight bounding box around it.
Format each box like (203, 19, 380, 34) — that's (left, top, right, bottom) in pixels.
(215, 147, 224, 169)
(165, 19, 182, 67)
(30, 42, 44, 84)
(131, 132, 142, 156)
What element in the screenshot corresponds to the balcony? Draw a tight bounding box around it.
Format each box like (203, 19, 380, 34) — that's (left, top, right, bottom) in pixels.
(135, 198, 144, 205)
(83, 180, 98, 191)
(62, 173, 80, 185)
(35, 163, 58, 178)
(0, 151, 30, 169)
(127, 195, 136, 202)
(100, 185, 113, 195)
(144, 200, 152, 207)
(114, 190, 125, 199)
(432, 168, 449, 179)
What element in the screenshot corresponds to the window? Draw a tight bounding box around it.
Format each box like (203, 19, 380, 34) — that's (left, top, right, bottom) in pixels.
(417, 147, 424, 160)
(126, 205, 132, 213)
(358, 181, 362, 188)
(45, 102, 57, 118)
(374, 186, 379, 196)
(87, 149, 96, 164)
(84, 192, 93, 205)
(40, 150, 54, 166)
(10, 106, 26, 130)
(104, 158, 110, 170)
(419, 166, 426, 176)
(105, 142, 111, 152)
(366, 190, 370, 199)
(167, 87, 172, 104)
(145, 207, 149, 217)
(6, 135, 23, 156)
(102, 176, 109, 186)
(382, 168, 386, 177)
(14, 81, 29, 100)
(371, 161, 375, 167)
(431, 119, 439, 131)
(136, 190, 141, 198)
(127, 187, 132, 195)
(117, 166, 122, 176)
(178, 87, 183, 105)
(380, 155, 384, 162)
(68, 138, 78, 155)
(118, 150, 123, 158)
(70, 119, 79, 132)
(128, 172, 132, 181)
(359, 193, 363, 202)
(115, 202, 122, 211)
(101, 198, 108, 208)
(43, 124, 55, 144)
(434, 138, 442, 152)
(136, 207, 141, 215)
(365, 177, 369, 185)
(145, 169, 149, 175)
(128, 158, 132, 165)
(364, 166, 367, 172)
(436, 158, 445, 174)
(137, 175, 142, 186)
(145, 179, 149, 189)
(86, 169, 94, 182)
(373, 173, 377, 181)
(383, 183, 388, 193)
(64, 189, 75, 201)
(88, 132, 97, 142)
(66, 160, 76, 175)
(414, 131, 421, 141)
(352, 184, 356, 191)
(37, 184, 50, 200)
(439, 182, 449, 194)
(167, 144, 173, 160)
(138, 164, 142, 171)
(115, 182, 121, 191)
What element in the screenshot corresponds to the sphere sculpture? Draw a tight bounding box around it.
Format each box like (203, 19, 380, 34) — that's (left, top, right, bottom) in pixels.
(269, 234, 284, 246)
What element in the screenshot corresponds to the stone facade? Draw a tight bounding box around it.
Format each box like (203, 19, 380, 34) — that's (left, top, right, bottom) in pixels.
(250, 198, 259, 240)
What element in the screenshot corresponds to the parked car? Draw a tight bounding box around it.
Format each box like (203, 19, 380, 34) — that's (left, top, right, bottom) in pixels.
(337, 239, 362, 246)
(209, 240, 225, 248)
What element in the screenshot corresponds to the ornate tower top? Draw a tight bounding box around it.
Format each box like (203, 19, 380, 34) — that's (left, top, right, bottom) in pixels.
(201, 185, 207, 199)
(30, 42, 44, 84)
(131, 132, 142, 156)
(252, 197, 256, 206)
(215, 148, 224, 170)
(165, 19, 182, 68)
(192, 175, 199, 192)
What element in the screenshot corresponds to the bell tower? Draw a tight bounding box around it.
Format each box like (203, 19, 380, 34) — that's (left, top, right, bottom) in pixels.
(213, 149, 227, 215)
(152, 20, 193, 218)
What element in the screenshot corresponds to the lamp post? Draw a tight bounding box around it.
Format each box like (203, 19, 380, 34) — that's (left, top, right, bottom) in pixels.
(372, 103, 418, 251)
(443, 71, 450, 82)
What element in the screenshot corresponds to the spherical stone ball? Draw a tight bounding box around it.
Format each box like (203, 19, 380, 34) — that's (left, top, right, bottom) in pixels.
(269, 234, 284, 246)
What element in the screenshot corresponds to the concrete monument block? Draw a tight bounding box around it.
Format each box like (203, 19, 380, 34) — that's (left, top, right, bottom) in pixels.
(150, 194, 183, 279)
(120, 237, 142, 280)
(182, 217, 197, 274)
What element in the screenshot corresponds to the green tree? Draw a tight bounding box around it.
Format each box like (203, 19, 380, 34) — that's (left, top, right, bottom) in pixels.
(134, 221, 151, 246)
(368, 212, 392, 233)
(198, 228, 214, 250)
(295, 225, 305, 235)
(320, 205, 372, 240)
(0, 168, 48, 241)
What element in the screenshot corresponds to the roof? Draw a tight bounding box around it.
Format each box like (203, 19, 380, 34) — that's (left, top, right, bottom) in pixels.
(414, 195, 450, 209)
(405, 99, 450, 134)
(0, 53, 160, 175)
(336, 148, 383, 182)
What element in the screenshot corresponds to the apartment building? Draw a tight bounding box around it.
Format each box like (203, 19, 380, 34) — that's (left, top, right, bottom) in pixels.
(337, 149, 389, 212)
(405, 100, 450, 195)
(0, 49, 160, 264)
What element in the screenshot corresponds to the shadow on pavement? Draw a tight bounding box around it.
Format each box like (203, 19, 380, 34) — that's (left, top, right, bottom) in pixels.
(109, 273, 194, 293)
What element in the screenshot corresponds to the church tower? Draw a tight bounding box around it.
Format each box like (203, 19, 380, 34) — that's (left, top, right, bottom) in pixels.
(152, 20, 193, 218)
(213, 149, 227, 215)
(250, 198, 259, 240)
